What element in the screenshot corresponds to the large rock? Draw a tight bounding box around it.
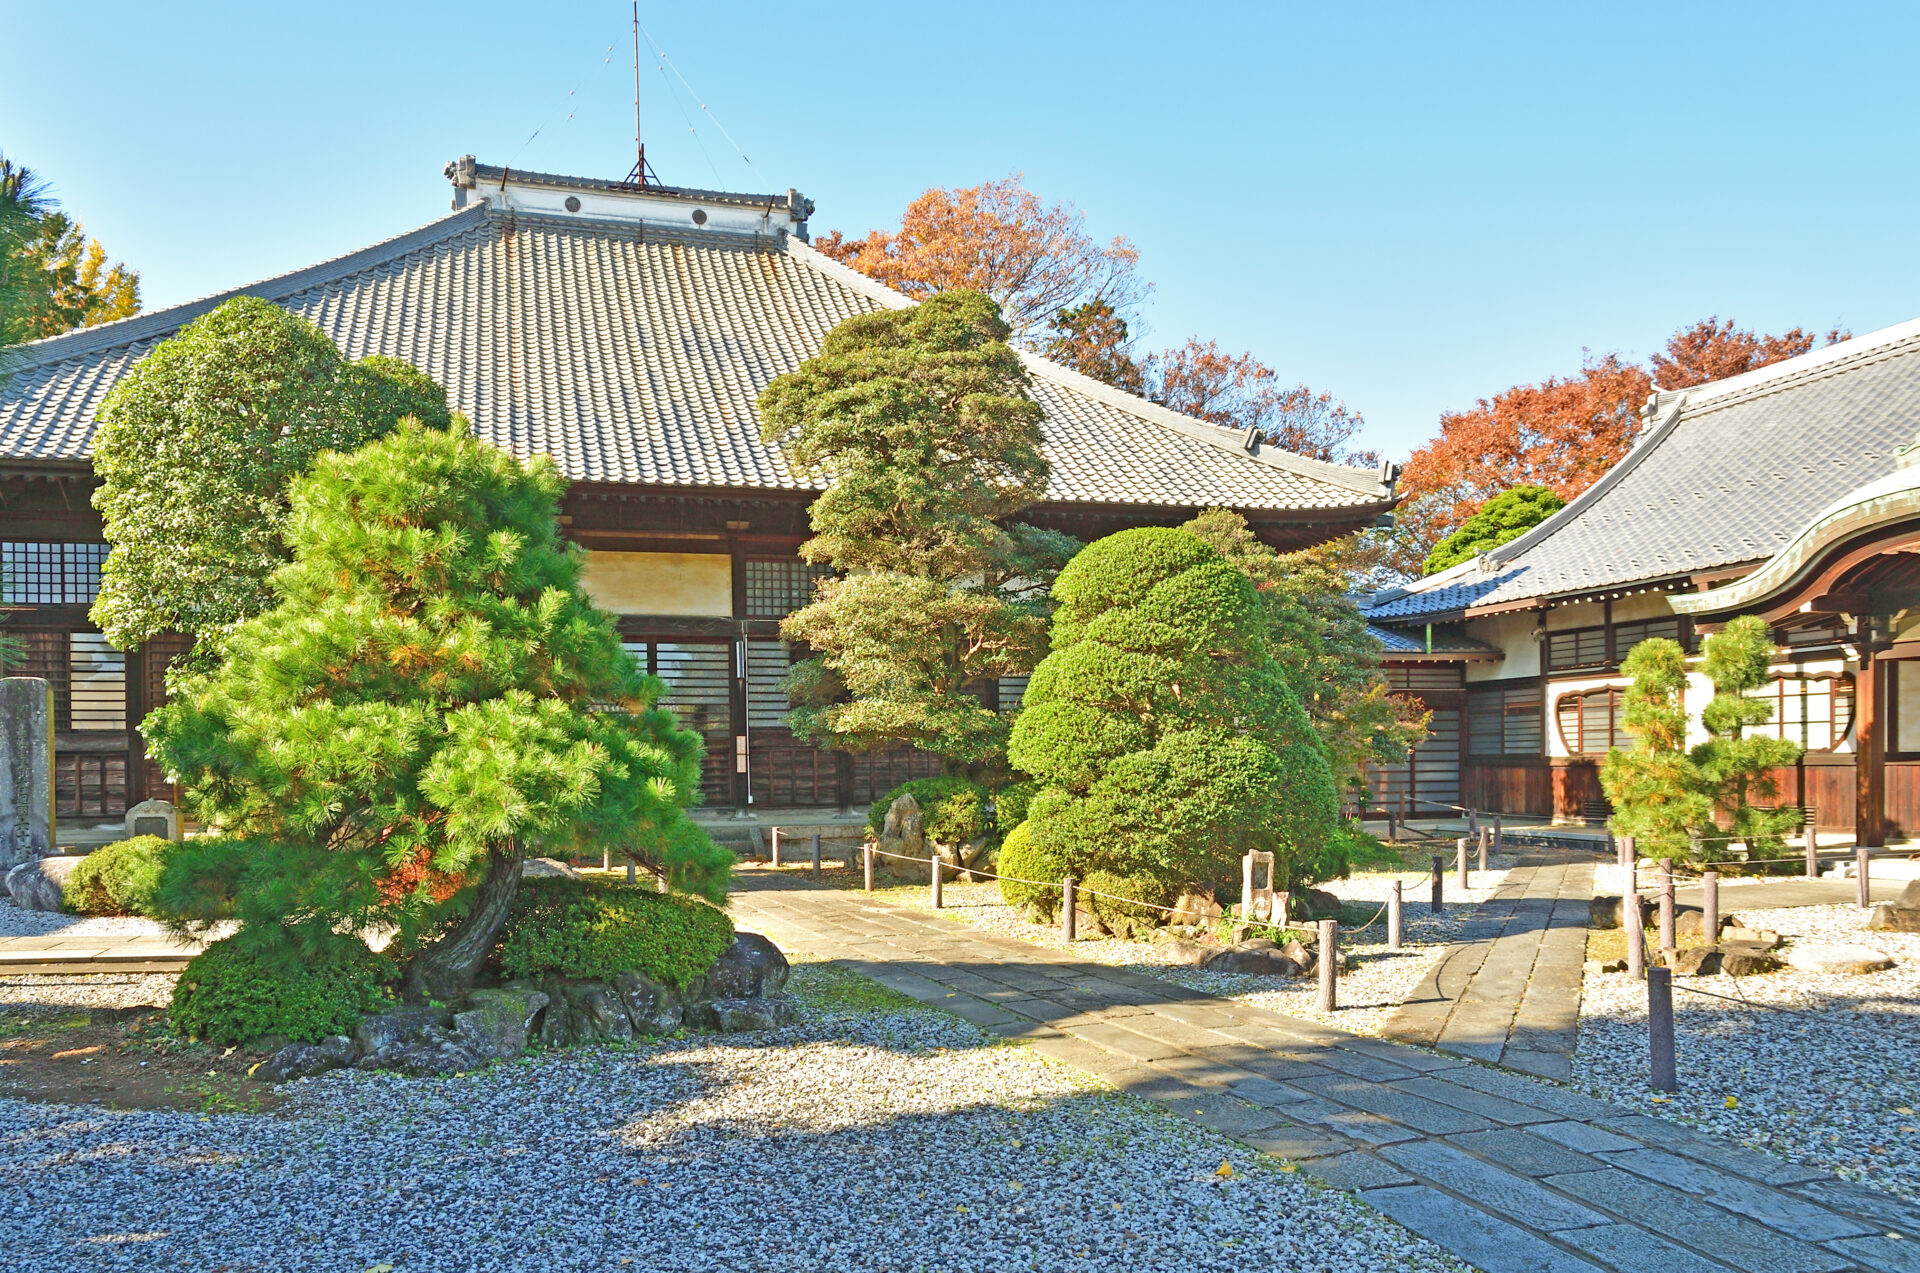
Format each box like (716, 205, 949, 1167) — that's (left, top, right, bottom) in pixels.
(1201, 942, 1301, 977)
(257, 1034, 356, 1081)
(453, 985, 550, 1058)
(875, 794, 926, 876)
(540, 980, 634, 1047)
(1901, 879, 1920, 909)
(1168, 892, 1223, 927)
(686, 995, 796, 1032)
(1868, 903, 1920, 934)
(521, 857, 583, 879)
(1658, 947, 1721, 977)
(1784, 943, 1895, 975)
(1292, 888, 1345, 922)
(1155, 938, 1212, 967)
(1718, 945, 1782, 977)
(353, 1005, 453, 1066)
(706, 932, 790, 999)
(4, 853, 77, 911)
(613, 969, 684, 1035)
(1589, 894, 1712, 934)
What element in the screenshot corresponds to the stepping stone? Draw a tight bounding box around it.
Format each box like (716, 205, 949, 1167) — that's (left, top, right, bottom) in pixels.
(1784, 943, 1895, 975)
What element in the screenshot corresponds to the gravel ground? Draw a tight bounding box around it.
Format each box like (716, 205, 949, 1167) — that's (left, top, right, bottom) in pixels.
(0, 899, 179, 939)
(1574, 901, 1920, 1200)
(0, 973, 177, 1011)
(0, 962, 1471, 1273)
(851, 855, 1516, 1036)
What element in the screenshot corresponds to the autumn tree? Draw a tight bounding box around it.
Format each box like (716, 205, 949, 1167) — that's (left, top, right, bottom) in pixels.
(757, 290, 1077, 777)
(1651, 316, 1848, 389)
(814, 175, 1149, 345)
(1145, 339, 1377, 466)
(0, 154, 139, 347)
(1042, 300, 1144, 393)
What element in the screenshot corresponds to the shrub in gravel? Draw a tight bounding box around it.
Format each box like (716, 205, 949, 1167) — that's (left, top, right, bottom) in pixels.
(995, 821, 1072, 917)
(171, 933, 395, 1046)
(496, 878, 734, 989)
(63, 835, 172, 917)
(1081, 868, 1174, 935)
(867, 777, 991, 846)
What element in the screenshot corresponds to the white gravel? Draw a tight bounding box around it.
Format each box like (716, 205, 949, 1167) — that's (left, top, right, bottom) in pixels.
(852, 858, 1516, 1036)
(0, 973, 176, 1011)
(0, 960, 1471, 1273)
(1574, 901, 1920, 1200)
(0, 899, 177, 939)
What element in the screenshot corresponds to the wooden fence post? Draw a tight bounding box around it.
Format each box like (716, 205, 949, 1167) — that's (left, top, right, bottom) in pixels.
(1430, 855, 1443, 915)
(863, 844, 875, 893)
(1858, 847, 1872, 908)
(1317, 919, 1337, 1012)
(770, 826, 782, 869)
(1805, 832, 1819, 879)
(811, 832, 822, 881)
(1492, 813, 1503, 853)
(1627, 892, 1646, 980)
(1387, 795, 1399, 843)
(1477, 827, 1489, 873)
(930, 854, 943, 909)
(1648, 965, 1679, 1092)
(1388, 880, 1403, 951)
(1702, 868, 1719, 941)
(1456, 837, 1470, 890)
(1658, 859, 1677, 954)
(1062, 876, 1077, 942)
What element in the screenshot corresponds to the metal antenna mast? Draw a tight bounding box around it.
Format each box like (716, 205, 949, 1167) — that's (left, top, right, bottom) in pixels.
(632, 2, 645, 186)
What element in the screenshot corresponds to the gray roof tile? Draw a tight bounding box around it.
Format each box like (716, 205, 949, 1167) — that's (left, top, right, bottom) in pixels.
(0, 204, 1391, 515)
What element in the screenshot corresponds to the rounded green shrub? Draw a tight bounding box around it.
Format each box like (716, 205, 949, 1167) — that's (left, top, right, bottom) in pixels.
(1081, 868, 1175, 935)
(994, 780, 1036, 837)
(495, 878, 735, 988)
(866, 777, 990, 845)
(995, 821, 1074, 917)
(63, 835, 172, 917)
(170, 933, 394, 1046)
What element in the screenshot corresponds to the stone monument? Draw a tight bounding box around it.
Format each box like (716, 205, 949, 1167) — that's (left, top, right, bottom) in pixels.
(0, 678, 54, 871)
(125, 797, 181, 842)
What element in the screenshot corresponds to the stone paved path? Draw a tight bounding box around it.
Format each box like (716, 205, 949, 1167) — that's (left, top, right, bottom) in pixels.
(731, 871, 1917, 1273)
(1383, 858, 1594, 1082)
(0, 932, 201, 974)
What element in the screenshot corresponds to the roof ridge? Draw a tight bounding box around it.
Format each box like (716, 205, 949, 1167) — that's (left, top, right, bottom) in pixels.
(1671, 318, 1920, 416)
(466, 162, 789, 209)
(782, 240, 1391, 501)
(1, 204, 492, 371)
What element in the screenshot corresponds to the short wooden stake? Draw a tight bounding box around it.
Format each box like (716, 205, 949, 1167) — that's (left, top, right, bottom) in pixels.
(863, 843, 874, 893)
(626, 858, 637, 884)
(770, 826, 782, 868)
(1701, 868, 1719, 940)
(1492, 813, 1503, 853)
(1275, 890, 1290, 929)
(1647, 965, 1679, 1092)
(1430, 855, 1443, 915)
(1467, 807, 1479, 839)
(603, 847, 611, 872)
(1477, 827, 1489, 873)
(811, 832, 822, 881)
(1241, 851, 1256, 921)
(1626, 892, 1646, 980)
(1387, 880, 1403, 951)
(930, 854, 943, 909)
(1387, 795, 1399, 842)
(1062, 875, 1077, 942)
(1805, 832, 1819, 879)
(1456, 837, 1470, 890)
(1857, 847, 1871, 908)
(1606, 831, 1616, 868)
(1317, 919, 1337, 1011)
(1658, 859, 1676, 953)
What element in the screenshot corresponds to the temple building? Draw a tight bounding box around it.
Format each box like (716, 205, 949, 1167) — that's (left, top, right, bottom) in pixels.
(1361, 319, 1920, 845)
(0, 157, 1397, 826)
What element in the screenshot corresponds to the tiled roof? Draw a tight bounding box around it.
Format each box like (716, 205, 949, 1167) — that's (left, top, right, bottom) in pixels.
(1363, 317, 1920, 622)
(1365, 622, 1499, 657)
(0, 198, 1392, 515)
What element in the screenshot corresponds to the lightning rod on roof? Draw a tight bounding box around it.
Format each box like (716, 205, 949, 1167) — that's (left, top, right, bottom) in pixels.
(632, 2, 645, 187)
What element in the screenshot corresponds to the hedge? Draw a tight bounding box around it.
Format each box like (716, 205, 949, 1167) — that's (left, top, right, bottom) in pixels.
(170, 933, 394, 1046)
(494, 877, 735, 989)
(64, 835, 172, 917)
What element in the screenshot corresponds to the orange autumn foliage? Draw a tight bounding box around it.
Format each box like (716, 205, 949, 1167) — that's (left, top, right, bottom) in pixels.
(1651, 316, 1848, 389)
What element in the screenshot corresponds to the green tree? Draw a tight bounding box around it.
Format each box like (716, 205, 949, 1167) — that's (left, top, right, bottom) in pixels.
(0, 155, 51, 373)
(1181, 508, 1428, 805)
(758, 290, 1078, 775)
(1422, 485, 1565, 574)
(0, 154, 140, 348)
(145, 420, 727, 1001)
(1007, 527, 1338, 897)
(1600, 615, 1801, 863)
(90, 296, 451, 651)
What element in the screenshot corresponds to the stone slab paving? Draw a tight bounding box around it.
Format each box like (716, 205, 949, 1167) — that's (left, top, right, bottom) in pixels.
(731, 872, 1915, 1273)
(0, 932, 201, 972)
(1383, 858, 1594, 1081)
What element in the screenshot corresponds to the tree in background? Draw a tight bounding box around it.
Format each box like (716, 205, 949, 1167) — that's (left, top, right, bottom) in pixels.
(0, 153, 139, 348)
(1042, 299, 1145, 394)
(1181, 508, 1426, 805)
(758, 290, 1077, 777)
(1392, 318, 1853, 580)
(91, 296, 451, 651)
(146, 421, 727, 1000)
(1599, 615, 1801, 863)
(1007, 528, 1338, 903)
(1146, 339, 1377, 466)
(814, 175, 1149, 344)
(1421, 485, 1566, 574)
(1652, 317, 1848, 390)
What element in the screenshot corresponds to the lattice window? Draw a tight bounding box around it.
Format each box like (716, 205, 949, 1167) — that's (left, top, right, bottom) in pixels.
(745, 640, 792, 730)
(68, 633, 126, 731)
(2, 542, 107, 605)
(11, 630, 69, 729)
(1382, 665, 1465, 693)
(1545, 627, 1608, 671)
(997, 675, 1030, 711)
(1556, 686, 1631, 756)
(1746, 674, 1852, 751)
(1468, 684, 1542, 756)
(1613, 617, 1682, 659)
(743, 559, 832, 619)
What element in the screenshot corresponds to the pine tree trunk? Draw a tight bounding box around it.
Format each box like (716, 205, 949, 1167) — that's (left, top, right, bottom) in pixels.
(403, 840, 525, 1003)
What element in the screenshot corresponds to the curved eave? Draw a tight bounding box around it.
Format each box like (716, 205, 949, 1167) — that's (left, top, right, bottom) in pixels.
(1670, 466, 1920, 617)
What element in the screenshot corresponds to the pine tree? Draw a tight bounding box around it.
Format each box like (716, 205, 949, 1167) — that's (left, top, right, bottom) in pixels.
(146, 420, 728, 1000)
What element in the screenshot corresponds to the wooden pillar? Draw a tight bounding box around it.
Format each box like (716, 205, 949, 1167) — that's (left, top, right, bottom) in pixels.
(1856, 649, 1885, 849)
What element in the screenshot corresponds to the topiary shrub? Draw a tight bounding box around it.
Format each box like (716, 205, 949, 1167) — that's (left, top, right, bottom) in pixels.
(995, 821, 1074, 918)
(1081, 868, 1176, 938)
(170, 933, 394, 1046)
(994, 780, 1036, 837)
(63, 835, 172, 917)
(866, 777, 991, 846)
(495, 878, 735, 989)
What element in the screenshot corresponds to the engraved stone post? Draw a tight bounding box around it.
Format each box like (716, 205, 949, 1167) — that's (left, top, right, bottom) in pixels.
(0, 678, 54, 872)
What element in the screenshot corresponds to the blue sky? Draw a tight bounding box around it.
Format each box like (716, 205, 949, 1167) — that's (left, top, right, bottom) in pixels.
(4, 1, 1916, 459)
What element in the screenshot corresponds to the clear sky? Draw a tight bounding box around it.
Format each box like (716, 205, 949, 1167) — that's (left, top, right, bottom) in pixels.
(4, 1, 1916, 460)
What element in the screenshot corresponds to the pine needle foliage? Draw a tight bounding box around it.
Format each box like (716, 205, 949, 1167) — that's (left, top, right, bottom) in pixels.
(144, 420, 728, 980)
(1600, 615, 1801, 863)
(1007, 527, 1338, 896)
(758, 290, 1077, 771)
